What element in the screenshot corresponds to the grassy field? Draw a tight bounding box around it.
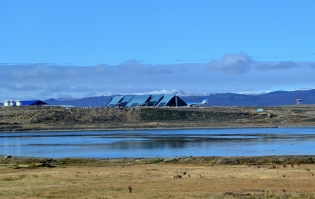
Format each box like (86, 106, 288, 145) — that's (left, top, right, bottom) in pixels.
(1, 157, 315, 198)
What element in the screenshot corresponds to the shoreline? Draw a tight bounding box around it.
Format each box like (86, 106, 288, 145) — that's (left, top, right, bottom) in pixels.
(2, 155, 315, 165)
(3, 125, 315, 133)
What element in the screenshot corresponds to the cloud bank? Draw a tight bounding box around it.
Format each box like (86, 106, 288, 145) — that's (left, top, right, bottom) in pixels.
(1, 52, 315, 101)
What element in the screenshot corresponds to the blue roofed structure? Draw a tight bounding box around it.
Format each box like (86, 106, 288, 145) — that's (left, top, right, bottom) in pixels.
(21, 100, 47, 106)
(147, 94, 164, 106)
(125, 95, 152, 107)
(156, 94, 175, 107)
(118, 95, 134, 107)
(106, 96, 124, 107)
(106, 94, 187, 108)
(156, 94, 187, 107)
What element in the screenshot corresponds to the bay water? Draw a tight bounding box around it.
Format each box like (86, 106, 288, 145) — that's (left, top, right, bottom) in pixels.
(1, 127, 315, 158)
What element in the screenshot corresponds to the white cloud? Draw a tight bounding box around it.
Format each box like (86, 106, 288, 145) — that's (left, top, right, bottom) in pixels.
(118, 59, 173, 75)
(208, 52, 253, 74)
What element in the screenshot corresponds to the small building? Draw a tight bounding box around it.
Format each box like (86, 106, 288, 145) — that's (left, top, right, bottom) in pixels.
(59, 105, 75, 108)
(257, 108, 264, 113)
(3, 100, 15, 106)
(3, 100, 47, 107)
(20, 100, 48, 106)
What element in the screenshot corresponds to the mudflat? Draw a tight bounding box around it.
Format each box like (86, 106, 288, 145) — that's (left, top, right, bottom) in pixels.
(1, 156, 315, 199)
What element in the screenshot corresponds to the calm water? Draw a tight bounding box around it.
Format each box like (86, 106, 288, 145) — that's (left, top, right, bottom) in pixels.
(1, 128, 315, 158)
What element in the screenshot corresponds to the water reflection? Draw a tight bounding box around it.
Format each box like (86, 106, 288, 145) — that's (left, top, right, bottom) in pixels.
(1, 128, 315, 158)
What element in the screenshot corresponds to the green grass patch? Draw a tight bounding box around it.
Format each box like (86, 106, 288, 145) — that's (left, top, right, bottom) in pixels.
(146, 158, 164, 164)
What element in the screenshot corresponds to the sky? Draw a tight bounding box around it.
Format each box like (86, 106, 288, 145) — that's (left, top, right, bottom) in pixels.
(1, 0, 315, 101)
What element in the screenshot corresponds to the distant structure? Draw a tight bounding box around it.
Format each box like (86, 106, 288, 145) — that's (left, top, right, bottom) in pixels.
(4, 100, 10, 107)
(16, 100, 22, 106)
(296, 98, 302, 105)
(106, 94, 187, 108)
(9, 100, 16, 107)
(3, 100, 48, 107)
(3, 100, 15, 107)
(257, 108, 264, 113)
(21, 100, 48, 106)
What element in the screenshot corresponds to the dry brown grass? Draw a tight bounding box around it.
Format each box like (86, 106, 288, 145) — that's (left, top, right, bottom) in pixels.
(1, 105, 315, 132)
(1, 160, 315, 199)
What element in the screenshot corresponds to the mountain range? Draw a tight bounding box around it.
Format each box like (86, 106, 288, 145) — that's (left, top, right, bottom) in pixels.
(44, 89, 315, 107)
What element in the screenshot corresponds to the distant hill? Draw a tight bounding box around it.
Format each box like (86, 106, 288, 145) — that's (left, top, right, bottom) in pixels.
(44, 89, 315, 107)
(45, 96, 113, 107)
(182, 89, 315, 106)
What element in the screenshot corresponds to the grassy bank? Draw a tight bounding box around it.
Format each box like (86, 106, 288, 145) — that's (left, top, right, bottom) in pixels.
(1, 156, 315, 198)
(1, 106, 315, 132)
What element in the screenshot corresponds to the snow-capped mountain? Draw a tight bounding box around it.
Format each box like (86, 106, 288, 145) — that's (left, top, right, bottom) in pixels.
(237, 91, 272, 95)
(97, 89, 211, 97)
(238, 88, 314, 96)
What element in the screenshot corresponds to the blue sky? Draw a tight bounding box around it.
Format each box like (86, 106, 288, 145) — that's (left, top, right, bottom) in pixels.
(0, 0, 315, 101)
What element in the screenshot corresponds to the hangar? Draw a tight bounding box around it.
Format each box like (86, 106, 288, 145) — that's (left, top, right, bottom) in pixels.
(20, 100, 48, 106)
(106, 94, 187, 107)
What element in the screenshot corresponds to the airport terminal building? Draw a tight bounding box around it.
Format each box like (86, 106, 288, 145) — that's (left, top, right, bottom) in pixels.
(106, 94, 187, 108)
